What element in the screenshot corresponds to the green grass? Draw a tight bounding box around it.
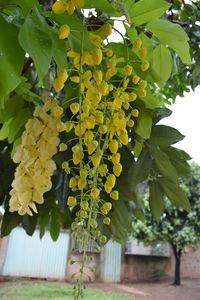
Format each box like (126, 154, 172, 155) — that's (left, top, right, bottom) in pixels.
(0, 282, 132, 300)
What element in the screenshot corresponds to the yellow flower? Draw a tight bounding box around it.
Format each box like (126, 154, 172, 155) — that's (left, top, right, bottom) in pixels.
(124, 65, 132, 76)
(123, 102, 130, 110)
(90, 33, 103, 47)
(99, 125, 108, 134)
(91, 152, 101, 167)
(70, 76, 80, 83)
(99, 164, 108, 177)
(110, 190, 119, 201)
(94, 110, 104, 124)
(106, 67, 117, 81)
(141, 61, 150, 71)
(139, 48, 147, 59)
(81, 200, 89, 210)
(98, 81, 109, 96)
(109, 140, 118, 154)
(54, 78, 64, 93)
(65, 121, 73, 133)
(69, 177, 77, 188)
(82, 52, 93, 65)
(139, 80, 147, 89)
(139, 89, 147, 98)
(94, 70, 103, 86)
(73, 152, 80, 165)
(58, 24, 70, 39)
(58, 69, 68, 83)
(80, 169, 88, 178)
(67, 196, 77, 206)
(78, 177, 87, 190)
(129, 92, 137, 102)
(132, 75, 140, 85)
(132, 109, 139, 117)
(102, 23, 112, 36)
(113, 163, 122, 177)
(91, 188, 100, 199)
(92, 48, 103, 65)
(87, 140, 98, 155)
(127, 120, 134, 127)
(84, 130, 94, 145)
(59, 143, 67, 151)
(105, 48, 113, 57)
(134, 38, 142, 49)
(107, 174, 116, 188)
(73, 0, 84, 8)
(52, 1, 67, 14)
(53, 106, 63, 117)
(70, 103, 79, 114)
(112, 153, 120, 165)
(119, 130, 129, 145)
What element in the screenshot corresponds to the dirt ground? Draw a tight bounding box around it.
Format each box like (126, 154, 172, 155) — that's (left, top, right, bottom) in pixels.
(0, 277, 200, 300)
(89, 278, 200, 300)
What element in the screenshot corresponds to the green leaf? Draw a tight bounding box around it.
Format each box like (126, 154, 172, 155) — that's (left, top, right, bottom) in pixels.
(153, 107, 172, 124)
(147, 20, 191, 64)
(140, 33, 154, 64)
(18, 14, 52, 85)
(150, 146, 179, 184)
(0, 118, 14, 141)
(124, 24, 137, 44)
(134, 140, 143, 158)
(129, 148, 152, 190)
(141, 90, 164, 109)
(84, 0, 118, 14)
(8, 109, 31, 143)
(168, 41, 191, 64)
(159, 177, 190, 211)
(12, 0, 40, 16)
(0, 94, 24, 123)
(152, 44, 173, 83)
(164, 146, 192, 161)
(0, 15, 25, 103)
(147, 19, 189, 44)
(38, 205, 50, 239)
(133, 209, 146, 222)
(130, 0, 171, 25)
(163, 146, 191, 177)
(135, 106, 153, 139)
(105, 200, 132, 243)
(149, 180, 165, 222)
(22, 213, 38, 236)
(50, 205, 60, 241)
(150, 125, 185, 148)
(50, 29, 67, 70)
(1, 209, 22, 237)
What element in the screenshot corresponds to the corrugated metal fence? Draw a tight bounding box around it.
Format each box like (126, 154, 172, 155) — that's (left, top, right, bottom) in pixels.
(2, 227, 70, 279)
(102, 240, 122, 282)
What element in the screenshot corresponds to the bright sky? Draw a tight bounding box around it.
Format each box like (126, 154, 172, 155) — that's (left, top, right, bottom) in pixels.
(160, 87, 200, 164)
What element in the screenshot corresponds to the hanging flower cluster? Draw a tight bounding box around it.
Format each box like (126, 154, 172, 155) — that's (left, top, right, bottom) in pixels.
(51, 5, 149, 294)
(9, 99, 62, 216)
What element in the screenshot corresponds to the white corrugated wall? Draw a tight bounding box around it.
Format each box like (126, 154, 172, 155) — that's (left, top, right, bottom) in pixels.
(2, 227, 70, 279)
(102, 240, 122, 282)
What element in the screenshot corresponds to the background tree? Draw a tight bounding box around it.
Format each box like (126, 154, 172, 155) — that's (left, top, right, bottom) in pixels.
(131, 162, 200, 285)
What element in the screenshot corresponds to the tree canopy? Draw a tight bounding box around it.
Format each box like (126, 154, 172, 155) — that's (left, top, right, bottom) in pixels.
(131, 162, 200, 285)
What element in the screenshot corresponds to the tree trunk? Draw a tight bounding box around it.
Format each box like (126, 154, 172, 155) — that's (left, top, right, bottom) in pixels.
(172, 244, 182, 285)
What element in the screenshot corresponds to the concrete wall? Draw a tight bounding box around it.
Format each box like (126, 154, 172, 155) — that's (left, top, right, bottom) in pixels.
(121, 245, 200, 282)
(66, 252, 102, 282)
(1, 235, 200, 282)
